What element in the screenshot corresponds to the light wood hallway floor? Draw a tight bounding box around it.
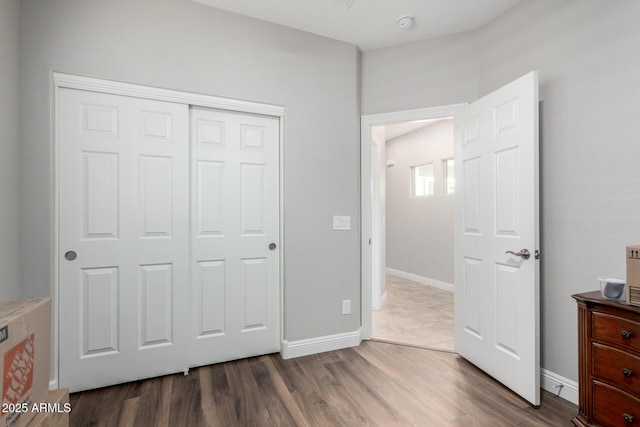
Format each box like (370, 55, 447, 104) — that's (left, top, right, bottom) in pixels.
(373, 275, 454, 351)
(69, 341, 577, 426)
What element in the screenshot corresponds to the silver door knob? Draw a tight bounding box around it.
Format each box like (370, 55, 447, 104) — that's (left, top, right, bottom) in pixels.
(505, 249, 530, 260)
(65, 251, 77, 261)
(269, 243, 277, 251)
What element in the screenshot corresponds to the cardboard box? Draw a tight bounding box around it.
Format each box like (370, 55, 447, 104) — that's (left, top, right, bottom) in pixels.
(629, 285, 640, 307)
(25, 389, 69, 427)
(627, 246, 640, 306)
(0, 299, 51, 427)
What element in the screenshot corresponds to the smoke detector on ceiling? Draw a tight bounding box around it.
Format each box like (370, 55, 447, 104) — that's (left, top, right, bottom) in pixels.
(397, 15, 415, 30)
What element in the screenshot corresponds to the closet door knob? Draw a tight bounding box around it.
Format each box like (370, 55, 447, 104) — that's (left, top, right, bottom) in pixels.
(65, 251, 77, 261)
(269, 243, 277, 251)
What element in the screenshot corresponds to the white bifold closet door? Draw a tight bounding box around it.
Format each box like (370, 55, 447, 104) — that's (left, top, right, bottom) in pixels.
(58, 88, 280, 393)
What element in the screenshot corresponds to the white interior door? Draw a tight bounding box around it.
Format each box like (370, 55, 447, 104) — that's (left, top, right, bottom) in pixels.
(58, 88, 190, 392)
(189, 107, 280, 366)
(454, 71, 540, 405)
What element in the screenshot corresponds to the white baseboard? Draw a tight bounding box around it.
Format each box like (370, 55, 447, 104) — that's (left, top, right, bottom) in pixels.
(281, 329, 362, 359)
(386, 268, 454, 293)
(540, 368, 578, 405)
(378, 291, 388, 309)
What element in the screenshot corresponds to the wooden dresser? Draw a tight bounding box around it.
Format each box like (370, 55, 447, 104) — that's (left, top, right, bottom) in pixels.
(573, 291, 640, 426)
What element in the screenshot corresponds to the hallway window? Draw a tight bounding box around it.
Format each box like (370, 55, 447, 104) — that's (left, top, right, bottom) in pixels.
(412, 163, 434, 197)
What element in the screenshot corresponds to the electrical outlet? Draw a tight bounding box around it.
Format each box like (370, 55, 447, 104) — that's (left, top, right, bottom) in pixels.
(342, 299, 351, 315)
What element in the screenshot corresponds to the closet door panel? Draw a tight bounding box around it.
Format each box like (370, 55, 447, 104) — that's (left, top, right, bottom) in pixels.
(58, 88, 190, 392)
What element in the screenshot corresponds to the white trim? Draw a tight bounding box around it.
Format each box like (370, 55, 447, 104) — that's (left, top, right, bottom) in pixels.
(50, 74, 60, 390)
(281, 330, 362, 359)
(279, 117, 286, 359)
(362, 105, 464, 123)
(378, 291, 388, 309)
(52, 72, 284, 117)
(361, 104, 465, 340)
(52, 72, 285, 390)
(540, 368, 579, 405)
(386, 268, 454, 293)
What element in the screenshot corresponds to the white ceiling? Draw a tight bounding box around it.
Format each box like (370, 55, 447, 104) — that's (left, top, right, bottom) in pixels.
(191, 0, 520, 51)
(384, 118, 451, 141)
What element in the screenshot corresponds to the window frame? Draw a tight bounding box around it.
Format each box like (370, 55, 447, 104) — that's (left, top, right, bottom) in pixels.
(411, 162, 435, 197)
(443, 158, 455, 195)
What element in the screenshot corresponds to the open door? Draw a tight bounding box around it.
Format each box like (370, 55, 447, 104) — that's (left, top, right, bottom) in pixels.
(454, 71, 540, 405)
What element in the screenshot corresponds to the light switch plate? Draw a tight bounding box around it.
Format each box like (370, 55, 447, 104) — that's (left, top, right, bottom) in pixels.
(333, 215, 351, 230)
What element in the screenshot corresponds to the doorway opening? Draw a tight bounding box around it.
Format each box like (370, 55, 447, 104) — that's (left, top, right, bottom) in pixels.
(362, 73, 541, 406)
(360, 104, 465, 351)
(372, 118, 455, 351)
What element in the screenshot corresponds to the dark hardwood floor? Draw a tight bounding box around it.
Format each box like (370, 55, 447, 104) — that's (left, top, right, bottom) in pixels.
(69, 341, 577, 426)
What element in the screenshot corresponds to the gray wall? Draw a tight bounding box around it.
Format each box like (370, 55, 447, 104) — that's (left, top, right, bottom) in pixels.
(15, 0, 640, 385)
(361, 32, 478, 115)
(385, 120, 454, 284)
(19, 0, 360, 341)
(362, 0, 640, 383)
(0, 0, 21, 301)
(476, 0, 640, 380)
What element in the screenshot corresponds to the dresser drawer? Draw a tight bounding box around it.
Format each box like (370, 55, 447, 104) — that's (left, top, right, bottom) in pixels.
(593, 343, 640, 396)
(593, 312, 640, 352)
(593, 381, 640, 427)
(593, 381, 640, 426)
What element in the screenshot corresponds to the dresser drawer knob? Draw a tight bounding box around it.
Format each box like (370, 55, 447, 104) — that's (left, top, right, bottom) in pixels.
(624, 413, 635, 423)
(621, 330, 633, 339)
(623, 368, 634, 377)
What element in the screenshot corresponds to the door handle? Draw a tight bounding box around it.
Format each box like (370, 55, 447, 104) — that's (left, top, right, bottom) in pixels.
(505, 249, 530, 260)
(269, 243, 277, 251)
